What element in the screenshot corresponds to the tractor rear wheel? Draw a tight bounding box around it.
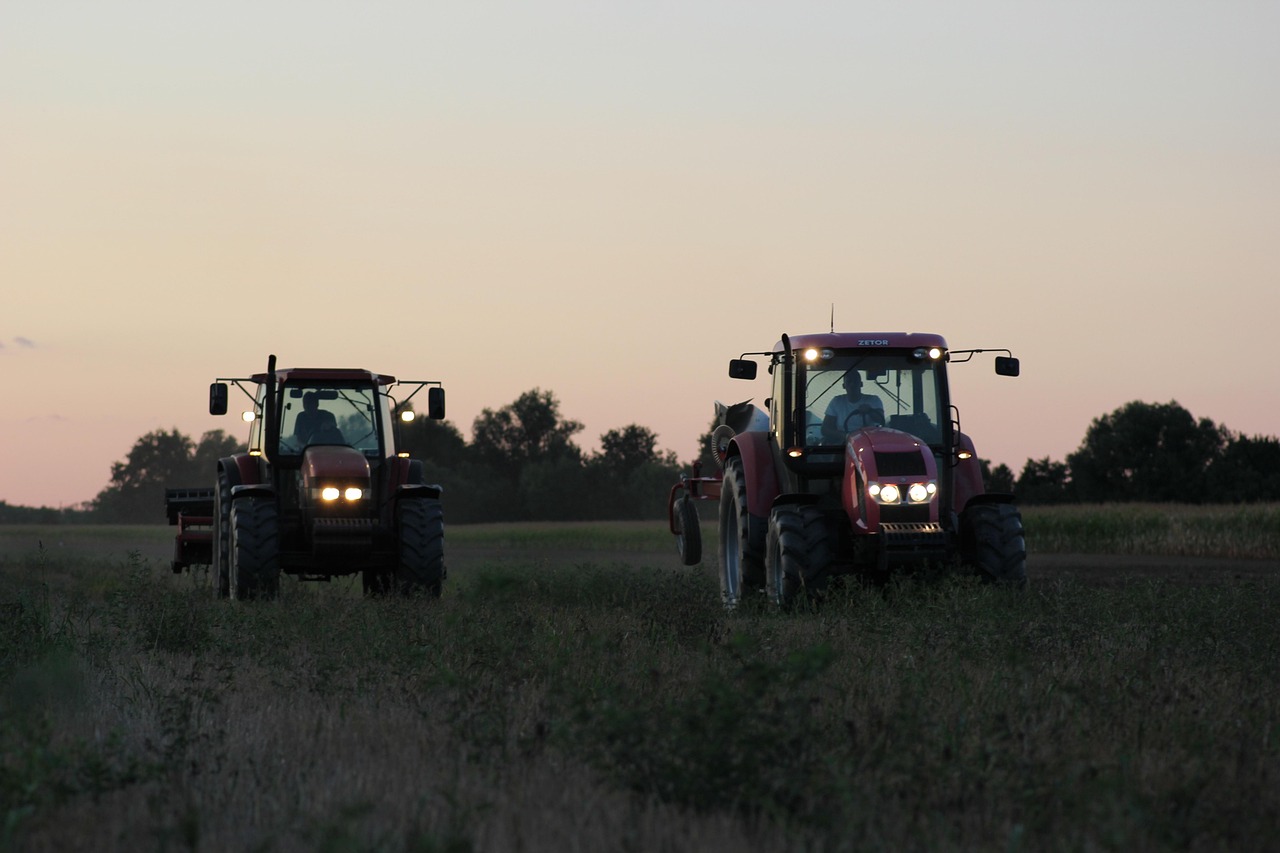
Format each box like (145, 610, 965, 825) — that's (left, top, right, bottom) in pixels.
(717, 457, 764, 608)
(674, 495, 702, 566)
(394, 498, 445, 597)
(211, 469, 231, 599)
(229, 497, 280, 600)
(766, 504, 832, 609)
(961, 502, 1027, 587)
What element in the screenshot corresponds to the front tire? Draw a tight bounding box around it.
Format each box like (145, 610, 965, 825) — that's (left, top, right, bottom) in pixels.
(394, 498, 445, 597)
(229, 497, 280, 600)
(961, 502, 1027, 587)
(717, 457, 764, 608)
(674, 496, 702, 566)
(211, 469, 231, 599)
(766, 504, 831, 609)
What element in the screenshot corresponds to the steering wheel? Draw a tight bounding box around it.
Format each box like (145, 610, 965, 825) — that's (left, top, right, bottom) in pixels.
(843, 406, 884, 430)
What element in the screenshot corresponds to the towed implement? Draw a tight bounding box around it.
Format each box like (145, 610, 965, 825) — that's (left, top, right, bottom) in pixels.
(165, 355, 447, 599)
(669, 332, 1026, 607)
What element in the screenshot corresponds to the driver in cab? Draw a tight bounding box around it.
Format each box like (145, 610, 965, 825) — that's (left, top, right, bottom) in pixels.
(292, 392, 339, 446)
(821, 371, 884, 443)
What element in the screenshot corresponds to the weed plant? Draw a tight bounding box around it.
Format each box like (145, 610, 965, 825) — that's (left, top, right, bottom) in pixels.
(0, 519, 1278, 851)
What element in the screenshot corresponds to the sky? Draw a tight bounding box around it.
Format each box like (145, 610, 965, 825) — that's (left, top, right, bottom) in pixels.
(2, 1, 1277, 509)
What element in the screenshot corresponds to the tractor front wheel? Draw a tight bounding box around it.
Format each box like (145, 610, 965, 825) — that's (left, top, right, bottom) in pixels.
(961, 502, 1027, 587)
(766, 504, 831, 609)
(717, 457, 764, 608)
(393, 498, 445, 597)
(229, 497, 280, 601)
(674, 496, 702, 566)
(211, 469, 231, 599)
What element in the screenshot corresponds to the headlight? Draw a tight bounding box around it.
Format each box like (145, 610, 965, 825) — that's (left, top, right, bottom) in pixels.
(317, 486, 366, 502)
(869, 481, 937, 505)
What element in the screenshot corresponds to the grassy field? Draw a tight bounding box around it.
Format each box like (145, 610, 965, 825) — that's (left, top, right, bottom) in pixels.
(1, 506, 1278, 851)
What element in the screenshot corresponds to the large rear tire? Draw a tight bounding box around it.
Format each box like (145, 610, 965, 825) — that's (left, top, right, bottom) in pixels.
(674, 496, 702, 566)
(211, 469, 231, 599)
(961, 502, 1027, 587)
(717, 457, 764, 608)
(394, 498, 445, 597)
(229, 497, 280, 601)
(766, 504, 832, 609)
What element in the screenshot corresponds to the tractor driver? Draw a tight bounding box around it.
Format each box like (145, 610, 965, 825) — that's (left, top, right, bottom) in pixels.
(820, 370, 885, 443)
(292, 392, 339, 447)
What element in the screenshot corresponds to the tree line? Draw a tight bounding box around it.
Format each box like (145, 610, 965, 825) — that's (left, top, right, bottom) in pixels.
(985, 400, 1280, 504)
(3, 395, 1276, 525)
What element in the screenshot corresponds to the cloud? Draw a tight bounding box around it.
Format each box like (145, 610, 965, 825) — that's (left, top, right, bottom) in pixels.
(14, 337, 35, 348)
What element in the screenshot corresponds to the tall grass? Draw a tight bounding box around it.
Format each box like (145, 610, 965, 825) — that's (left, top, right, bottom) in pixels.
(1, 512, 1278, 851)
(1023, 503, 1280, 559)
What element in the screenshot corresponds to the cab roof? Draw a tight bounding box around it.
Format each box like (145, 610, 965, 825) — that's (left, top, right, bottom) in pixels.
(251, 367, 397, 386)
(773, 332, 949, 353)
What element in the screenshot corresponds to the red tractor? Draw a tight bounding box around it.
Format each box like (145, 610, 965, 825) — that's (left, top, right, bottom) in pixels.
(668, 332, 1025, 607)
(166, 355, 447, 599)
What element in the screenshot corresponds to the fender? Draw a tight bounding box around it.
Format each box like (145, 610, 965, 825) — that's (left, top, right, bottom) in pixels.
(952, 432, 986, 512)
(222, 453, 263, 488)
(385, 457, 425, 493)
(396, 483, 442, 500)
(230, 483, 275, 501)
(728, 430, 780, 519)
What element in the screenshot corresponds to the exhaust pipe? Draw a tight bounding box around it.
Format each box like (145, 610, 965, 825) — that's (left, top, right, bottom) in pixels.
(264, 354, 277, 463)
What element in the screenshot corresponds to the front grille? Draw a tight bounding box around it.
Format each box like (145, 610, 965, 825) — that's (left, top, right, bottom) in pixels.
(875, 451, 927, 476)
(881, 522, 946, 551)
(881, 504, 931, 523)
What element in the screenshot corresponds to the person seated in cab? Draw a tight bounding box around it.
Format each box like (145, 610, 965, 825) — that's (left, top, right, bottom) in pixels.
(821, 371, 885, 443)
(292, 392, 341, 446)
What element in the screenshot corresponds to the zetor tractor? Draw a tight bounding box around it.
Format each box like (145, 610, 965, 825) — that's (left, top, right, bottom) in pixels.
(165, 355, 447, 599)
(668, 332, 1026, 607)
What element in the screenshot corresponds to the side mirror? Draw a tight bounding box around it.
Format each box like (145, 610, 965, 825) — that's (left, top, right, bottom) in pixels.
(728, 359, 757, 380)
(427, 386, 446, 420)
(994, 356, 1020, 377)
(209, 383, 229, 415)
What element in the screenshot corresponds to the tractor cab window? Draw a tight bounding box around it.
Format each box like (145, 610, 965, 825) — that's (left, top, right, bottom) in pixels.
(277, 385, 382, 456)
(800, 354, 944, 447)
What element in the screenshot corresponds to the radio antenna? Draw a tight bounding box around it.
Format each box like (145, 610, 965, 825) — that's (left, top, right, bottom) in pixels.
(830, 303, 835, 333)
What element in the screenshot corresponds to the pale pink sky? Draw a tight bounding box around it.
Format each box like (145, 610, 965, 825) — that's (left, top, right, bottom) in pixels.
(2, 2, 1277, 509)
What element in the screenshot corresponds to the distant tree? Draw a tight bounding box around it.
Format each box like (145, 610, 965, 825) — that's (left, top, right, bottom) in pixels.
(1066, 401, 1226, 502)
(596, 425, 676, 476)
(192, 429, 241, 477)
(1206, 433, 1280, 502)
(94, 428, 238, 523)
(471, 389, 583, 481)
(398, 416, 468, 467)
(982, 460, 1016, 494)
(1015, 457, 1074, 505)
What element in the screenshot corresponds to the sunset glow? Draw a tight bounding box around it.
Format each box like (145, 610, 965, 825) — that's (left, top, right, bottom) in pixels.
(2, 2, 1277, 508)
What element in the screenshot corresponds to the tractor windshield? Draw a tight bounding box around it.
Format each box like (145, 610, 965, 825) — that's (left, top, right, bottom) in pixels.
(800, 354, 944, 447)
(276, 384, 382, 456)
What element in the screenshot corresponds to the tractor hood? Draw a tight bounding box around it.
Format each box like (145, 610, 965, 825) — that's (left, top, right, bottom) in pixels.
(301, 445, 371, 485)
(844, 427, 941, 531)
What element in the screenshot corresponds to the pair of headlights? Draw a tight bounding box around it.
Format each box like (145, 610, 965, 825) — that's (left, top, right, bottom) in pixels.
(868, 481, 936, 505)
(316, 486, 367, 502)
